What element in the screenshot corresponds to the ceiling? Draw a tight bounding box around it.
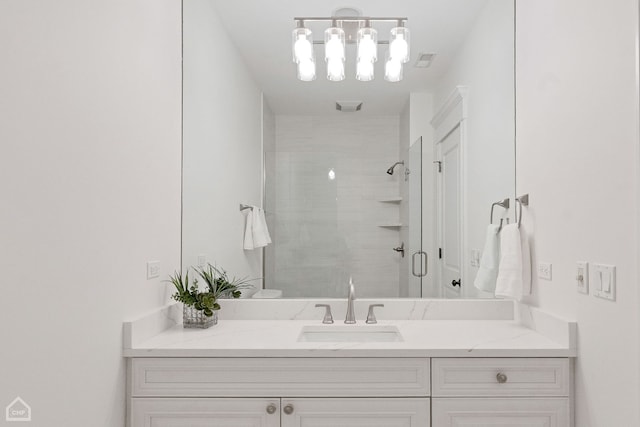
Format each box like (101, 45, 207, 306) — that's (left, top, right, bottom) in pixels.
(209, 0, 489, 115)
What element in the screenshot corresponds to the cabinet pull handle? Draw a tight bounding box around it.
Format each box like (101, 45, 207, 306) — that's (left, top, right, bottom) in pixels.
(266, 404, 277, 414)
(496, 372, 508, 383)
(283, 404, 294, 415)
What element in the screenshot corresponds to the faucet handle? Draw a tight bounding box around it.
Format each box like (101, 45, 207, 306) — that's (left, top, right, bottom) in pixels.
(366, 304, 384, 324)
(315, 304, 334, 324)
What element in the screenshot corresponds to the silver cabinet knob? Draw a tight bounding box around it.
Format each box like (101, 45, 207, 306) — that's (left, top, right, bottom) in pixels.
(266, 403, 277, 414)
(496, 372, 508, 383)
(283, 404, 294, 415)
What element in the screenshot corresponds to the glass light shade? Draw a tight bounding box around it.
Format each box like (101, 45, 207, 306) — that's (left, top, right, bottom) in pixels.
(324, 27, 346, 62)
(384, 53, 403, 82)
(356, 59, 374, 81)
(389, 27, 410, 63)
(292, 28, 314, 63)
(326, 57, 345, 81)
(357, 27, 378, 63)
(297, 58, 316, 81)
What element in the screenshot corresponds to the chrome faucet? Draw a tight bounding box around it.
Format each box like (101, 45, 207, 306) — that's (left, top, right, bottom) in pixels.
(345, 277, 356, 324)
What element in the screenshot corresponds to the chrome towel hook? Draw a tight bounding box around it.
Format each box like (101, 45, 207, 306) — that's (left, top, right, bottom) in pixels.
(515, 194, 529, 228)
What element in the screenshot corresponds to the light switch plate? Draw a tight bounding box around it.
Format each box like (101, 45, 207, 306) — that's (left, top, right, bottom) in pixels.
(593, 264, 616, 301)
(197, 254, 207, 267)
(470, 249, 481, 267)
(537, 262, 552, 280)
(576, 261, 589, 294)
(147, 261, 160, 279)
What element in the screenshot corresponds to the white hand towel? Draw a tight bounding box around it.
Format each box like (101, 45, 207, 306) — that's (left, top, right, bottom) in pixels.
(243, 208, 256, 250)
(520, 224, 532, 296)
(495, 223, 532, 300)
(474, 224, 501, 292)
(251, 207, 272, 248)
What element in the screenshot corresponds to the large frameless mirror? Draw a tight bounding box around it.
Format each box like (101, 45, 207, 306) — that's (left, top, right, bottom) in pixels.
(182, 0, 515, 299)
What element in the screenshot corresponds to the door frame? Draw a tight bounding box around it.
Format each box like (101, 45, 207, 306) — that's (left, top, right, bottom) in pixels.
(431, 86, 468, 297)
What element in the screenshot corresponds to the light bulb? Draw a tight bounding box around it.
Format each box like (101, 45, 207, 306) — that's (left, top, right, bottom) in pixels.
(389, 27, 410, 63)
(384, 57, 403, 82)
(292, 27, 314, 65)
(356, 59, 374, 81)
(357, 28, 378, 63)
(294, 34, 313, 63)
(327, 58, 345, 81)
(328, 169, 336, 180)
(297, 59, 316, 81)
(325, 35, 344, 61)
(324, 27, 345, 62)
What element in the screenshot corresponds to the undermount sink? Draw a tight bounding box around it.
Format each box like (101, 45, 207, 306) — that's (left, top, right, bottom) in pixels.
(297, 325, 403, 343)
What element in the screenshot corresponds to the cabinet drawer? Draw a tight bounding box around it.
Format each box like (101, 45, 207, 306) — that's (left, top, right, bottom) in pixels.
(130, 358, 430, 397)
(130, 398, 280, 427)
(432, 397, 570, 426)
(281, 398, 430, 427)
(432, 358, 570, 397)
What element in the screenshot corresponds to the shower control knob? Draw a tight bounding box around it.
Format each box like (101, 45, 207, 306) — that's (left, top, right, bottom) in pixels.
(451, 279, 461, 287)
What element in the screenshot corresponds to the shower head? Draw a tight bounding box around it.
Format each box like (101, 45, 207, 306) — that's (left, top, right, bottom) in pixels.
(386, 161, 405, 175)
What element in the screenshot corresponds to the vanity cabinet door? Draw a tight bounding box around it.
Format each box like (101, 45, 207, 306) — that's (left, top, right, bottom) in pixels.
(130, 398, 280, 427)
(432, 397, 570, 427)
(280, 398, 429, 427)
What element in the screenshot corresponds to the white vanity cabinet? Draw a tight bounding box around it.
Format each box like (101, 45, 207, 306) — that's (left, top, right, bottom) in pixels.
(431, 358, 572, 426)
(127, 356, 572, 427)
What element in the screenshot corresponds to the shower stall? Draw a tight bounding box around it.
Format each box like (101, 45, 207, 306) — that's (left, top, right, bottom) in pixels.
(263, 115, 426, 298)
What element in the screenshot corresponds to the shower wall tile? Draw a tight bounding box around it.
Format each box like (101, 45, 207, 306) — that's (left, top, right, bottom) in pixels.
(265, 115, 401, 298)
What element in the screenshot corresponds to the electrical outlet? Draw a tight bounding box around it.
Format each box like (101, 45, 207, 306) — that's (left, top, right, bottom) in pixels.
(197, 254, 207, 267)
(537, 262, 552, 280)
(576, 261, 589, 294)
(147, 261, 160, 279)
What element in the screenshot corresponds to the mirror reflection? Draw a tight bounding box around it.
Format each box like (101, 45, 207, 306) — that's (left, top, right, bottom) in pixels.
(182, 0, 515, 299)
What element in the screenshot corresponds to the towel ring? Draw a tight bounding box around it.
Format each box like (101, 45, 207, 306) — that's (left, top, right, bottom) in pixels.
(490, 198, 510, 227)
(515, 194, 529, 228)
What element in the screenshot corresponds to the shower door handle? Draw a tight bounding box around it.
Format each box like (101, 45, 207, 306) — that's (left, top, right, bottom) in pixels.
(412, 251, 427, 277)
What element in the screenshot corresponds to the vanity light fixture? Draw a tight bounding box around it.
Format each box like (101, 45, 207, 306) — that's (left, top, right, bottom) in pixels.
(292, 16, 409, 82)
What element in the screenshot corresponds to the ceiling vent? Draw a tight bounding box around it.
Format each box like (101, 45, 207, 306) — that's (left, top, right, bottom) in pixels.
(414, 53, 436, 68)
(336, 101, 363, 112)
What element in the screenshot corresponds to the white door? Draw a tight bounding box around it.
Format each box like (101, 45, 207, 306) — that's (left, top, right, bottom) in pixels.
(280, 398, 430, 427)
(432, 398, 570, 426)
(130, 398, 280, 427)
(437, 125, 462, 298)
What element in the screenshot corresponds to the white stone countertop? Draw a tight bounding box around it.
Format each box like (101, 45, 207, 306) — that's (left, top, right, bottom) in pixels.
(123, 318, 576, 358)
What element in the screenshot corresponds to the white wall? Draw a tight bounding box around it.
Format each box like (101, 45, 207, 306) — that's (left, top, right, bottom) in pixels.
(0, 0, 182, 425)
(516, 0, 639, 424)
(266, 115, 400, 297)
(435, 0, 515, 297)
(182, 0, 263, 283)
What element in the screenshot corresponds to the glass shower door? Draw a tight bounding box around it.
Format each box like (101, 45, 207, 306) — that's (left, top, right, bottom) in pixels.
(406, 137, 425, 297)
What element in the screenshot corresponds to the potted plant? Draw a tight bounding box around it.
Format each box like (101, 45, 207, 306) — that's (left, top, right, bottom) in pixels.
(167, 270, 219, 329)
(166, 264, 256, 329)
(194, 263, 256, 300)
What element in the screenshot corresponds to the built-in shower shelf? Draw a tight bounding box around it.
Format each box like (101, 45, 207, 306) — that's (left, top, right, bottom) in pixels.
(378, 197, 403, 203)
(378, 223, 403, 229)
